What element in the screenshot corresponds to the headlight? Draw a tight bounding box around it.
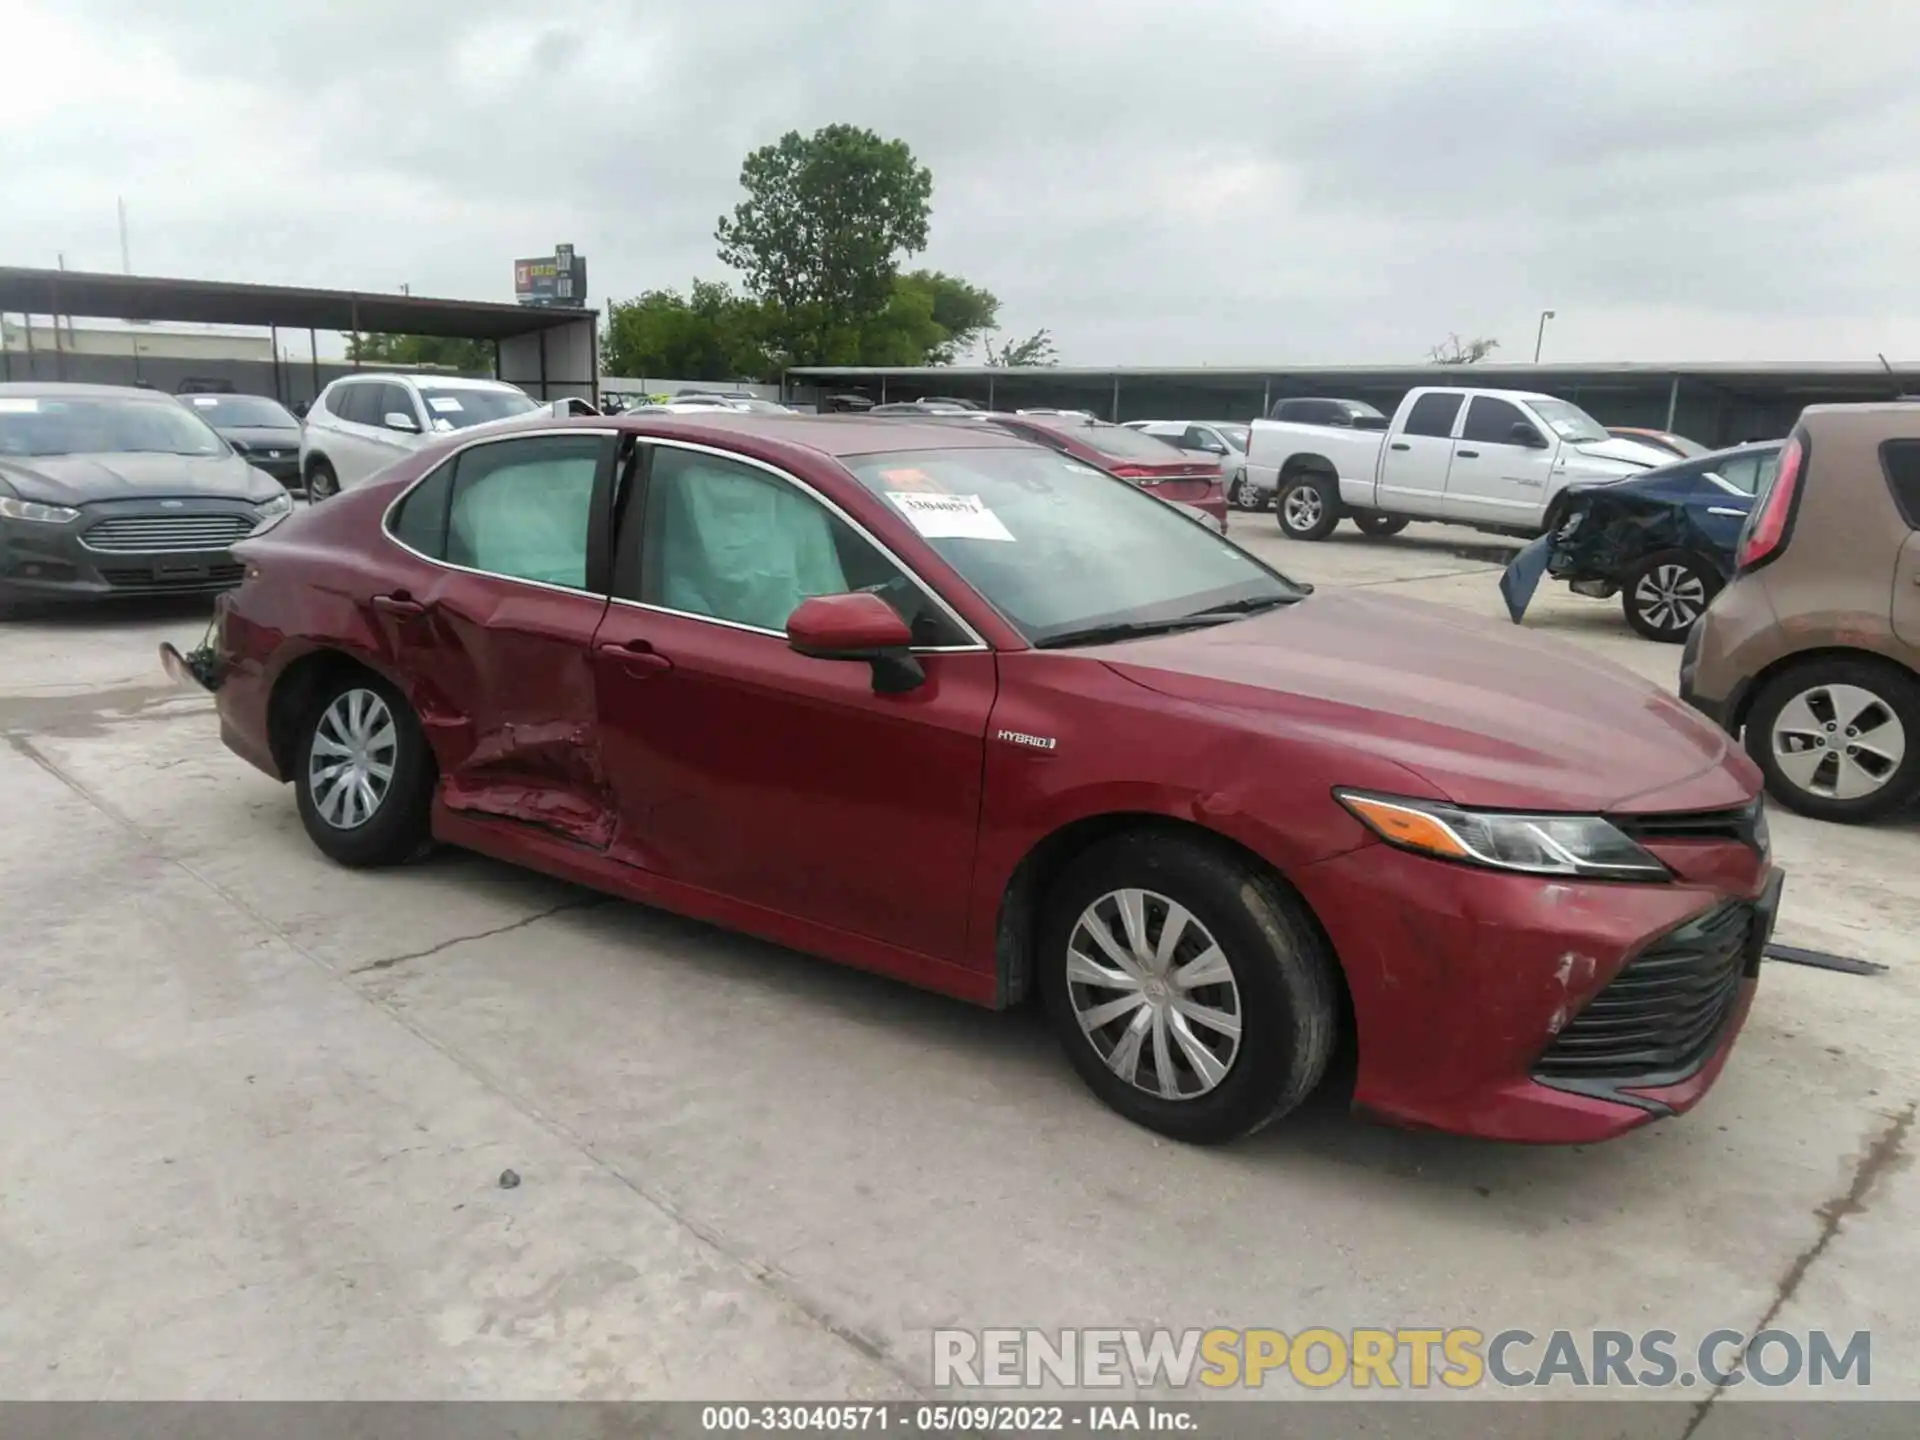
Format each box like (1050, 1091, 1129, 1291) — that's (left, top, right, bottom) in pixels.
(0, 496, 80, 525)
(1336, 790, 1669, 881)
(254, 492, 293, 518)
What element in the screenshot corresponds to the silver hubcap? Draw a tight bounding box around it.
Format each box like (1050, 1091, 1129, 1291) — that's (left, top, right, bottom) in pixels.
(1633, 563, 1706, 632)
(308, 688, 398, 829)
(1282, 486, 1323, 532)
(1771, 683, 1907, 802)
(1067, 888, 1243, 1101)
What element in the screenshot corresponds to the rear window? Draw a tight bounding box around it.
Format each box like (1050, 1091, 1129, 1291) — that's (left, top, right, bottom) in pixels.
(1058, 422, 1192, 463)
(1883, 439, 1920, 528)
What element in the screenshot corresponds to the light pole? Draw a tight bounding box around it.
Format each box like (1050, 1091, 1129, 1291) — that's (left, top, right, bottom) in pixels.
(1534, 310, 1556, 364)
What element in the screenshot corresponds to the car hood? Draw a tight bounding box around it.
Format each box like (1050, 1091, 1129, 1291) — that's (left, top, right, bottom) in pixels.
(0, 451, 278, 504)
(216, 426, 302, 449)
(1096, 590, 1752, 813)
(1567, 437, 1668, 470)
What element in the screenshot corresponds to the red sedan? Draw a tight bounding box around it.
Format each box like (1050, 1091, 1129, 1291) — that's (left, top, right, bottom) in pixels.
(981, 413, 1230, 527)
(168, 412, 1780, 1145)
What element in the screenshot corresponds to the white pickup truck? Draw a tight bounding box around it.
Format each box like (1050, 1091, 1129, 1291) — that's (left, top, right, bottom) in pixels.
(1245, 387, 1672, 541)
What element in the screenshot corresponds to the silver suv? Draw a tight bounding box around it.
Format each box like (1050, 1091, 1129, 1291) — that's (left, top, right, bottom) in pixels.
(299, 374, 543, 499)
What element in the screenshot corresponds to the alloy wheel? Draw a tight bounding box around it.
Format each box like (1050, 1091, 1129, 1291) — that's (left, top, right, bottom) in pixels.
(308, 688, 399, 829)
(1770, 683, 1908, 803)
(1632, 562, 1707, 633)
(1066, 888, 1243, 1100)
(1282, 486, 1323, 534)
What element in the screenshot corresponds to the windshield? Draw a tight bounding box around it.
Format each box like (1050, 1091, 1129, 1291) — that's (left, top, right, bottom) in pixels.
(1531, 399, 1610, 444)
(182, 394, 298, 428)
(416, 386, 540, 431)
(0, 395, 227, 457)
(844, 446, 1303, 646)
(1216, 424, 1250, 449)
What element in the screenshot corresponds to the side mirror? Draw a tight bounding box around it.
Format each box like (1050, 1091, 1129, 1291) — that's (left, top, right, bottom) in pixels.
(384, 411, 420, 433)
(1510, 422, 1548, 448)
(787, 592, 924, 694)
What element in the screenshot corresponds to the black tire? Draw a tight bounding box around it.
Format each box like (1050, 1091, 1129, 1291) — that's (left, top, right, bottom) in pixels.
(1274, 471, 1341, 541)
(1621, 550, 1719, 643)
(1230, 475, 1258, 510)
(1743, 657, 1920, 824)
(1352, 513, 1409, 538)
(293, 668, 436, 866)
(1037, 831, 1340, 1144)
(306, 458, 340, 502)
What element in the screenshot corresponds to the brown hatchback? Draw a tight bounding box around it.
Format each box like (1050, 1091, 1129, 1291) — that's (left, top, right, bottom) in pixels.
(1681, 402, 1920, 822)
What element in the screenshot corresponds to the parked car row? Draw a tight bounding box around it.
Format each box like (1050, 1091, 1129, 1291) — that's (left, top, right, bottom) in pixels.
(160, 405, 1783, 1147)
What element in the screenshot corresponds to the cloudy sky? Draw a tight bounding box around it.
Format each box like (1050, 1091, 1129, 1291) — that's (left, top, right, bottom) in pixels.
(3, 0, 1916, 366)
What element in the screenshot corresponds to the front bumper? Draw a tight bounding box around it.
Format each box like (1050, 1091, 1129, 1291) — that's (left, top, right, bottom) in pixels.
(1, 498, 264, 601)
(1295, 838, 1779, 1143)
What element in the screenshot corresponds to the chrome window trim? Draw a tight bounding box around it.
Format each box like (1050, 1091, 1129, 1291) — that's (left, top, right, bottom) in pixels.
(621, 436, 990, 653)
(376, 426, 620, 601)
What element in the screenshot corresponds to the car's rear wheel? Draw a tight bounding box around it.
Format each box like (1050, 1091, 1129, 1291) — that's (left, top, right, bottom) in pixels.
(1744, 658, 1920, 823)
(306, 458, 340, 502)
(294, 670, 436, 866)
(1274, 472, 1341, 541)
(1622, 550, 1718, 643)
(1352, 513, 1409, 537)
(1038, 831, 1339, 1144)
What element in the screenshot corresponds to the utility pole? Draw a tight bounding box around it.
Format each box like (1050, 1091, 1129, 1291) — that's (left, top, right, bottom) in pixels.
(400, 283, 411, 295)
(1534, 310, 1556, 364)
(118, 197, 131, 273)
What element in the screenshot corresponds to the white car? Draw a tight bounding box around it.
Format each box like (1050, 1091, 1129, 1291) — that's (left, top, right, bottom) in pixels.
(299, 374, 546, 499)
(1244, 386, 1673, 541)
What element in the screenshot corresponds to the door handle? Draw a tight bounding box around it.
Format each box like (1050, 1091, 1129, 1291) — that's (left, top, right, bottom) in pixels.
(1707, 506, 1747, 517)
(1455, 449, 1479, 459)
(372, 592, 426, 617)
(597, 640, 673, 673)
(1389, 441, 1411, 452)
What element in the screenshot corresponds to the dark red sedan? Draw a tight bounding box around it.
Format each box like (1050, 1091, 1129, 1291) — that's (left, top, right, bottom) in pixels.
(982, 413, 1230, 527)
(167, 412, 1780, 1145)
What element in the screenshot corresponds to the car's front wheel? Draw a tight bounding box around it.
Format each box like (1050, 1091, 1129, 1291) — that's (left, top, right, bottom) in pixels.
(1274, 472, 1341, 541)
(306, 458, 341, 502)
(1038, 832, 1339, 1144)
(1744, 658, 1920, 823)
(1622, 550, 1718, 643)
(1231, 474, 1264, 510)
(294, 670, 436, 865)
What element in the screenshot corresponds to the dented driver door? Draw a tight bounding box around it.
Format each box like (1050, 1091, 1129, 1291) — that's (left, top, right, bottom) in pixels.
(376, 431, 621, 846)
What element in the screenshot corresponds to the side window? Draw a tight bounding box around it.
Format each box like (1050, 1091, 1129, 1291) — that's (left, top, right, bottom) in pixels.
(1402, 393, 1465, 438)
(376, 383, 419, 430)
(1460, 396, 1529, 445)
(630, 446, 966, 645)
(1182, 425, 1223, 452)
(387, 460, 453, 558)
(328, 383, 369, 424)
(1712, 454, 1762, 494)
(1882, 440, 1920, 527)
(444, 435, 603, 589)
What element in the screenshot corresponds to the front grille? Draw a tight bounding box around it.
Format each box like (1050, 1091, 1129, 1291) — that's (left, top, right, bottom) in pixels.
(1534, 901, 1756, 1086)
(100, 562, 246, 592)
(82, 514, 255, 553)
(1614, 800, 1766, 850)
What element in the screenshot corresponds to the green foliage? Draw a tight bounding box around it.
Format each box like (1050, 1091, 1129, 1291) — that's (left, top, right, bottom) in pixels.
(983, 328, 1058, 367)
(345, 332, 494, 372)
(602, 281, 777, 382)
(716, 124, 935, 364)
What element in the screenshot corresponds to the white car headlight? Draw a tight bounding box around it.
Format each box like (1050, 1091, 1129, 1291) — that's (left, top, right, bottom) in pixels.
(254, 492, 293, 518)
(0, 496, 80, 524)
(1336, 790, 1669, 881)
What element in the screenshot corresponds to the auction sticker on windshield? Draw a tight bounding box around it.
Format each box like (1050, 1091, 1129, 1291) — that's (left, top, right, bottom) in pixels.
(0, 398, 39, 413)
(887, 491, 1015, 541)
(428, 397, 464, 413)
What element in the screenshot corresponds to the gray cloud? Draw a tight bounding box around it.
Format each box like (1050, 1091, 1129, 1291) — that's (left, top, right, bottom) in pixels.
(4, 0, 1916, 365)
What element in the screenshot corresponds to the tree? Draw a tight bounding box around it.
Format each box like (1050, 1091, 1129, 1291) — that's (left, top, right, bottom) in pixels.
(983, 328, 1057, 367)
(602, 281, 776, 382)
(849, 271, 1000, 367)
(345, 332, 494, 372)
(1429, 334, 1500, 364)
(715, 124, 934, 365)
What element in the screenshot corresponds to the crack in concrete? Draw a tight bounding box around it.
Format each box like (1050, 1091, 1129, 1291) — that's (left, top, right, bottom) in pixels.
(6, 727, 931, 1398)
(348, 897, 610, 974)
(1680, 1100, 1914, 1438)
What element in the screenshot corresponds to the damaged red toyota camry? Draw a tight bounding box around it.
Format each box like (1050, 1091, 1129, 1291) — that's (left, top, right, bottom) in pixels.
(169, 412, 1781, 1145)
